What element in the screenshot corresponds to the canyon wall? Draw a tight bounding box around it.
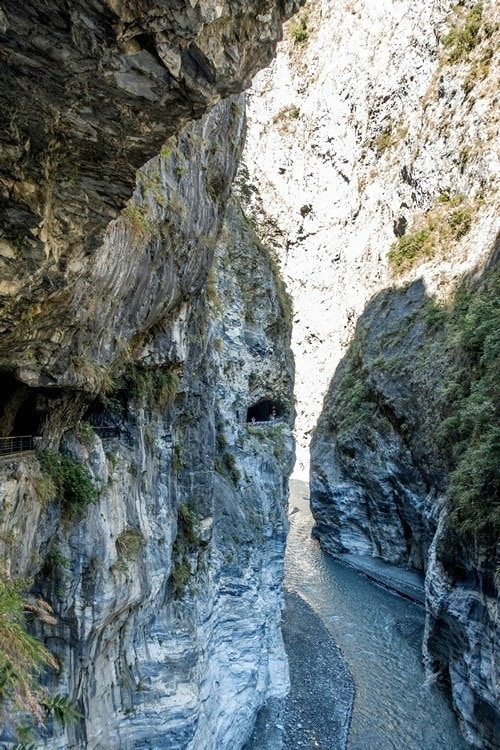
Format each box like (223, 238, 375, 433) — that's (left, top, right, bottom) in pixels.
(0, 2, 297, 746)
(244, 0, 499, 747)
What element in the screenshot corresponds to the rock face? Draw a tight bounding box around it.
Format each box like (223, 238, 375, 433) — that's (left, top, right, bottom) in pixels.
(243, 0, 499, 475)
(0, 110, 295, 745)
(0, 0, 301, 249)
(310, 258, 499, 749)
(0, 0, 300, 383)
(243, 0, 499, 746)
(425, 516, 500, 750)
(0, 3, 296, 746)
(310, 280, 440, 571)
(309, 257, 500, 748)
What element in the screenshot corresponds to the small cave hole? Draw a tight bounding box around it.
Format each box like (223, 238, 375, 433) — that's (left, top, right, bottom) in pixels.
(246, 399, 283, 423)
(82, 392, 126, 439)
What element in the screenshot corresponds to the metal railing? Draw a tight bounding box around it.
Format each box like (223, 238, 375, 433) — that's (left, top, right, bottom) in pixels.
(0, 435, 34, 456)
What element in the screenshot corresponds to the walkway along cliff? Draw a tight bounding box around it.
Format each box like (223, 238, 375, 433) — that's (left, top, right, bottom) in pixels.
(0, 2, 297, 747)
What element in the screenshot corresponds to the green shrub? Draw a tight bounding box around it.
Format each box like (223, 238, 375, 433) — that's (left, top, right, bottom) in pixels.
(325, 364, 375, 438)
(75, 421, 96, 444)
(291, 16, 309, 43)
(435, 270, 499, 542)
(0, 572, 57, 727)
(443, 4, 483, 62)
(374, 125, 407, 154)
(160, 142, 172, 160)
(388, 194, 475, 274)
(447, 207, 472, 239)
(127, 364, 181, 411)
(172, 443, 184, 473)
(33, 475, 57, 506)
(42, 693, 81, 728)
(375, 127, 393, 153)
(176, 502, 200, 545)
(388, 228, 433, 271)
(214, 452, 241, 485)
(156, 370, 180, 410)
(424, 301, 449, 330)
(127, 364, 155, 404)
(170, 556, 191, 598)
(39, 451, 98, 519)
(447, 430, 500, 539)
(170, 501, 201, 597)
(122, 203, 152, 240)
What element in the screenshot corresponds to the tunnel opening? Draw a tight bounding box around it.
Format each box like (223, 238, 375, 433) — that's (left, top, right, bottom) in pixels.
(83, 392, 126, 439)
(246, 399, 283, 423)
(0, 370, 65, 440)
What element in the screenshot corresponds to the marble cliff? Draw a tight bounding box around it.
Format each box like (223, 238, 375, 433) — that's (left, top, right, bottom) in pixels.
(0, 1, 297, 747)
(243, 0, 499, 747)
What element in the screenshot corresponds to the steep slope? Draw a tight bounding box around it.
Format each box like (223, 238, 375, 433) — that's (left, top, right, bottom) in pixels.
(310, 257, 499, 750)
(0, 0, 300, 385)
(0, 2, 297, 746)
(244, 0, 499, 747)
(0, 0, 300, 256)
(244, 0, 498, 474)
(0, 101, 295, 747)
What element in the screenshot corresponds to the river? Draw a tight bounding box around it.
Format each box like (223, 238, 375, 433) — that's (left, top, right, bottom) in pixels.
(280, 479, 468, 750)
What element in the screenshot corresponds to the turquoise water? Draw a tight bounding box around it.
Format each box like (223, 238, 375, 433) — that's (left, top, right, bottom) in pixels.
(287, 480, 468, 750)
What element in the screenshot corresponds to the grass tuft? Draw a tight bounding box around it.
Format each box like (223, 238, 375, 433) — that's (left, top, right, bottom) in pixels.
(116, 529, 145, 560)
(291, 16, 309, 43)
(0, 570, 58, 728)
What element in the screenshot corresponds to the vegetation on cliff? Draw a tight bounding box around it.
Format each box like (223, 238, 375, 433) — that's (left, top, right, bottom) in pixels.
(323, 263, 499, 546)
(388, 194, 474, 274)
(435, 267, 499, 540)
(0, 573, 56, 725)
(0, 571, 79, 742)
(38, 451, 98, 519)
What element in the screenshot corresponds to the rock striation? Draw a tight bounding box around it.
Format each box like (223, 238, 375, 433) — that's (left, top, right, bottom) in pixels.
(0, 102, 295, 746)
(244, 0, 499, 746)
(0, 0, 300, 384)
(244, 0, 499, 476)
(310, 259, 499, 749)
(0, 2, 296, 746)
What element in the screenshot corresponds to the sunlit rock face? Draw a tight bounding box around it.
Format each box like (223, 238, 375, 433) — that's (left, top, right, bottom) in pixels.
(244, 0, 499, 746)
(243, 0, 498, 475)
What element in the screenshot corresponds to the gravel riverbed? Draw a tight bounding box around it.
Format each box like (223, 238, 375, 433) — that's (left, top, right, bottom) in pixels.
(245, 590, 354, 749)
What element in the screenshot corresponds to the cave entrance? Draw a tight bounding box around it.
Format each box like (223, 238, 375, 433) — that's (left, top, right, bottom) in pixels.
(83, 393, 124, 438)
(246, 399, 281, 423)
(0, 371, 61, 445)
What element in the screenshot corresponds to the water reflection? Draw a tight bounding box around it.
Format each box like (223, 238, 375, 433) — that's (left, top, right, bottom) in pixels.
(287, 480, 468, 750)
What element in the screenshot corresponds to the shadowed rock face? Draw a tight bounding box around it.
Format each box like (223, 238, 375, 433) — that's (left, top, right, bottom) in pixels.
(0, 96, 245, 392)
(0, 0, 301, 384)
(0, 0, 300, 255)
(0, 5, 298, 746)
(424, 520, 500, 750)
(310, 265, 499, 749)
(0, 111, 295, 748)
(310, 280, 440, 571)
